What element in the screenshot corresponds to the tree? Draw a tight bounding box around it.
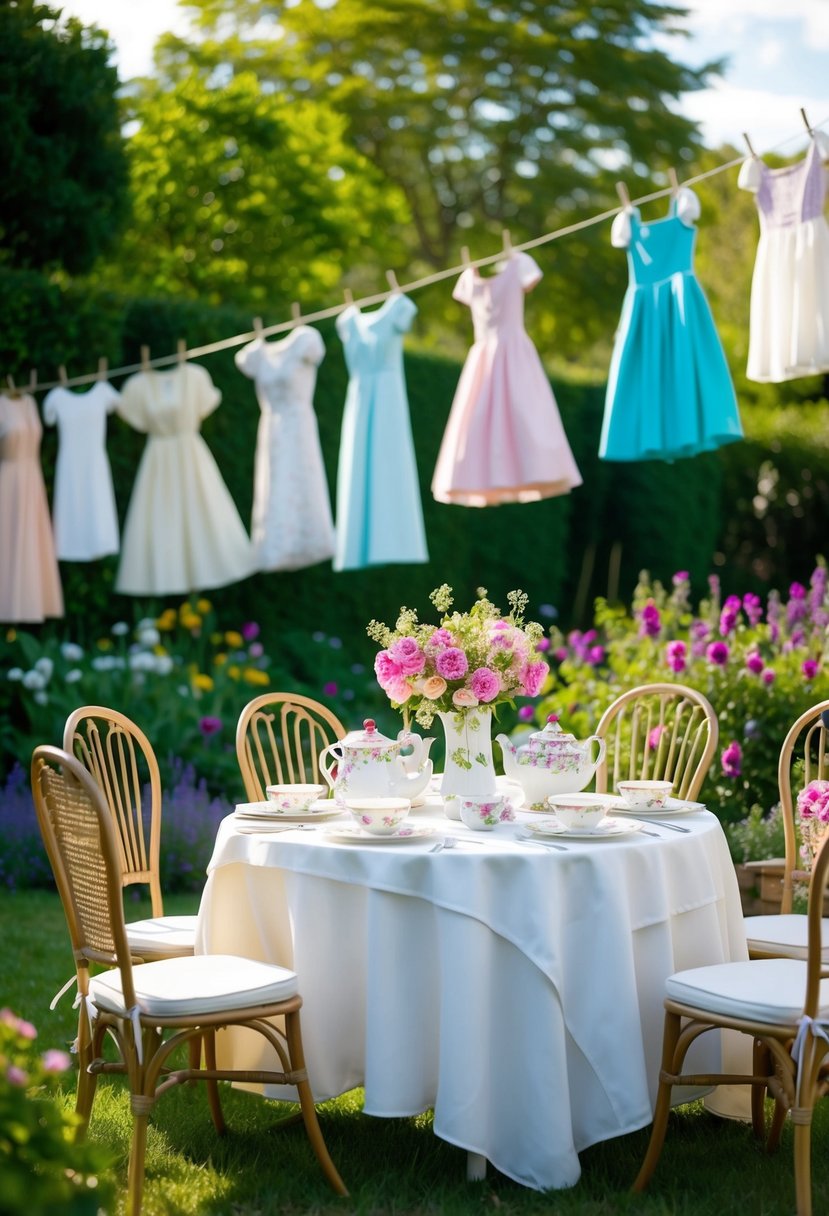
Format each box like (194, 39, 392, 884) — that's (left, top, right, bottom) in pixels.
(0, 1, 128, 274)
(151, 0, 716, 356)
(105, 71, 409, 311)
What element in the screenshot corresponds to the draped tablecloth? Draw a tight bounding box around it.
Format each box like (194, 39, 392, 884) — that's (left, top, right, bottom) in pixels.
(196, 808, 748, 1191)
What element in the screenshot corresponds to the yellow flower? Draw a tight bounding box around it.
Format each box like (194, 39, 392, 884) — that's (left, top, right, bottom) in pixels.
(153, 645, 168, 656)
(213, 652, 227, 666)
(156, 609, 177, 631)
(181, 613, 202, 631)
(197, 599, 212, 614)
(243, 667, 269, 686)
(227, 665, 241, 680)
(192, 673, 214, 692)
(5, 628, 16, 642)
(225, 631, 243, 648)
(96, 638, 113, 651)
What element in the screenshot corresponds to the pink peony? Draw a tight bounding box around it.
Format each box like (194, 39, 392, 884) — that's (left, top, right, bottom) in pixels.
(452, 688, 479, 708)
(389, 636, 426, 676)
(798, 780, 829, 823)
(470, 667, 500, 702)
(436, 647, 469, 681)
(520, 660, 549, 697)
(420, 675, 448, 700)
(374, 650, 402, 687)
(427, 628, 454, 650)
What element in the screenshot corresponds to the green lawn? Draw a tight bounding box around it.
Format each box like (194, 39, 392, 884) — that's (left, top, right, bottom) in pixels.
(2, 887, 827, 1216)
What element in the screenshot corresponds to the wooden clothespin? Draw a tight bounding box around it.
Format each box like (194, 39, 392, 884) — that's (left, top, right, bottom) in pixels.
(386, 269, 400, 293)
(291, 301, 302, 324)
(461, 246, 472, 269)
(253, 316, 264, 339)
(616, 181, 631, 209)
(28, 369, 37, 393)
(5, 374, 19, 398)
(501, 229, 512, 255)
(58, 364, 68, 386)
(177, 338, 187, 364)
(668, 167, 679, 196)
(801, 107, 813, 136)
(343, 287, 354, 306)
(742, 132, 757, 158)
(140, 345, 151, 372)
(97, 356, 108, 381)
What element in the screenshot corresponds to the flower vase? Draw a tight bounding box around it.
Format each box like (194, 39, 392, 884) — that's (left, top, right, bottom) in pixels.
(438, 708, 497, 799)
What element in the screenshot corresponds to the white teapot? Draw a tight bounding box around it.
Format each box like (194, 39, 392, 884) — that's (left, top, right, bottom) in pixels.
(496, 714, 606, 811)
(320, 718, 434, 803)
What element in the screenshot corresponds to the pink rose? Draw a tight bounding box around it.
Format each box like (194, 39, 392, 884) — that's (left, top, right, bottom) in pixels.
(389, 636, 426, 676)
(384, 677, 413, 704)
(427, 628, 454, 650)
(436, 647, 468, 681)
(452, 688, 479, 708)
(374, 650, 402, 686)
(520, 660, 549, 697)
(421, 675, 448, 700)
(470, 667, 500, 702)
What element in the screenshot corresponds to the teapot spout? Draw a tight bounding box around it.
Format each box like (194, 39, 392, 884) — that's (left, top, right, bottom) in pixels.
(495, 733, 518, 777)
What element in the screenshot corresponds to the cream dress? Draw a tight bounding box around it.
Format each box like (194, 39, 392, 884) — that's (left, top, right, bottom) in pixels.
(116, 362, 254, 595)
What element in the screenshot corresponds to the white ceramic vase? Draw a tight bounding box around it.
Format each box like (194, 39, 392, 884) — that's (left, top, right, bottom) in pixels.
(438, 708, 497, 800)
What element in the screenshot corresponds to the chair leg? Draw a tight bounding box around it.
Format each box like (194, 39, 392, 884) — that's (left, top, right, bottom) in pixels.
(793, 1118, 813, 1216)
(202, 1030, 226, 1135)
(751, 1039, 770, 1141)
(188, 1033, 201, 1084)
(74, 1015, 100, 1136)
(632, 1010, 682, 1193)
(284, 1011, 348, 1196)
(127, 1105, 150, 1216)
(767, 1098, 787, 1153)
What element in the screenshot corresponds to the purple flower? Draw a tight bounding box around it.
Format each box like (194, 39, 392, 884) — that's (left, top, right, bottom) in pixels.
(691, 619, 710, 640)
(665, 640, 687, 674)
(535, 637, 551, 652)
(323, 681, 338, 696)
(639, 601, 661, 638)
(743, 593, 763, 627)
(790, 582, 807, 600)
(553, 647, 568, 662)
(470, 667, 500, 703)
(248, 641, 264, 658)
(435, 647, 469, 681)
(721, 740, 742, 778)
(803, 659, 819, 680)
(745, 652, 764, 675)
(517, 705, 536, 721)
(706, 641, 729, 666)
(762, 667, 776, 685)
(242, 621, 260, 641)
(199, 716, 222, 737)
(587, 645, 606, 667)
(719, 595, 742, 636)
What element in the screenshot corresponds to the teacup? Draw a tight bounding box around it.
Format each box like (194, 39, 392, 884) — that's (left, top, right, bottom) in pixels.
(547, 793, 611, 831)
(265, 783, 326, 813)
(443, 794, 462, 821)
(617, 780, 673, 809)
(458, 793, 515, 832)
(344, 796, 411, 836)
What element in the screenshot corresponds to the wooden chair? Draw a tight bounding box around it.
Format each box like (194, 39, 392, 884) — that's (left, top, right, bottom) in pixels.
(632, 825, 829, 1216)
(745, 699, 829, 961)
(63, 706, 196, 960)
(236, 692, 346, 802)
(594, 682, 719, 802)
(31, 745, 347, 1216)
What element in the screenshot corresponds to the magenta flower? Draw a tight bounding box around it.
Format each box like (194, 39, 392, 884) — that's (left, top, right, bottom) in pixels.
(323, 681, 338, 696)
(553, 647, 568, 662)
(719, 595, 742, 636)
(743, 593, 763, 627)
(803, 659, 819, 680)
(389, 636, 426, 676)
(648, 724, 668, 751)
(745, 652, 764, 675)
(535, 637, 551, 652)
(470, 667, 500, 702)
(672, 571, 690, 585)
(374, 651, 402, 686)
(762, 668, 776, 685)
(721, 740, 742, 778)
(242, 621, 260, 641)
(427, 628, 453, 650)
(587, 645, 605, 666)
(639, 601, 661, 638)
(520, 660, 549, 696)
(199, 716, 222, 737)
(790, 582, 807, 600)
(517, 705, 536, 721)
(706, 641, 729, 666)
(436, 647, 469, 681)
(798, 780, 829, 822)
(665, 640, 687, 673)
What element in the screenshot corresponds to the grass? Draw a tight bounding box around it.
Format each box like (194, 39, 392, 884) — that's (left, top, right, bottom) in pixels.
(3, 887, 829, 1215)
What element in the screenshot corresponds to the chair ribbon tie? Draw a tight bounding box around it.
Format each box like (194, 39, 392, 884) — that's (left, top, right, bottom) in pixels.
(792, 1015, 829, 1104)
(128, 1005, 144, 1066)
(71, 990, 98, 1041)
(50, 973, 77, 1011)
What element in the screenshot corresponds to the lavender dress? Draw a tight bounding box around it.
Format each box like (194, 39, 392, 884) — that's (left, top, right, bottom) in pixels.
(739, 132, 829, 382)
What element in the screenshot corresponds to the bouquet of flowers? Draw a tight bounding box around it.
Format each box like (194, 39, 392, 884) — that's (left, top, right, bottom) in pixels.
(796, 779, 829, 868)
(367, 584, 549, 729)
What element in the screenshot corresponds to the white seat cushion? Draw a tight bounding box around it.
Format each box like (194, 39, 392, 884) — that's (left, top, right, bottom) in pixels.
(126, 915, 198, 957)
(666, 958, 829, 1024)
(90, 953, 298, 1018)
(745, 914, 829, 962)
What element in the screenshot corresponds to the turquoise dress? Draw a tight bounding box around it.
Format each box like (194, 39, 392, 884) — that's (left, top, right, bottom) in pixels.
(334, 293, 428, 570)
(600, 186, 743, 462)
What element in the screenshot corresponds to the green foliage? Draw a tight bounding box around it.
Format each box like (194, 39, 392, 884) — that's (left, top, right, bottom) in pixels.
(725, 803, 786, 865)
(0, 2, 128, 275)
(0, 1009, 115, 1214)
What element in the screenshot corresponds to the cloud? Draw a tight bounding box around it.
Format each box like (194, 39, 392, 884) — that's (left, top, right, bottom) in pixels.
(681, 83, 828, 151)
(683, 0, 829, 50)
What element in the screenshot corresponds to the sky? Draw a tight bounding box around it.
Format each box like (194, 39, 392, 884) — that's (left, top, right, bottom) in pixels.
(56, 0, 829, 156)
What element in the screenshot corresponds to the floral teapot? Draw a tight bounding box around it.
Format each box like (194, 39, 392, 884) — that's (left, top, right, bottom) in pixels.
(319, 719, 434, 803)
(496, 714, 606, 811)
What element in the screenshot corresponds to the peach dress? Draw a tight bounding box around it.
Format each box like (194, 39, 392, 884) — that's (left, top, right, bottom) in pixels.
(0, 392, 63, 622)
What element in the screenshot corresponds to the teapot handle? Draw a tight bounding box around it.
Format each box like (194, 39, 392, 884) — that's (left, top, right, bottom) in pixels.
(318, 743, 339, 789)
(587, 735, 607, 772)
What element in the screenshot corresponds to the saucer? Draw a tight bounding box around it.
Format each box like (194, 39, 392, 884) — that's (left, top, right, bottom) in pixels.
(523, 816, 643, 840)
(234, 800, 344, 823)
(607, 796, 705, 817)
(321, 824, 437, 846)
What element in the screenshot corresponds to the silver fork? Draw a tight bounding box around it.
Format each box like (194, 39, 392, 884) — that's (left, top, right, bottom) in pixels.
(430, 836, 458, 853)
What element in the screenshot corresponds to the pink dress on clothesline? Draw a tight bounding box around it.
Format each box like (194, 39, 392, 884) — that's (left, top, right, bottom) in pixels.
(431, 251, 581, 506)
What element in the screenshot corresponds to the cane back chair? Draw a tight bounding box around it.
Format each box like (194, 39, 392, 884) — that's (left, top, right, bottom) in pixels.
(236, 692, 346, 802)
(594, 682, 719, 803)
(31, 745, 347, 1216)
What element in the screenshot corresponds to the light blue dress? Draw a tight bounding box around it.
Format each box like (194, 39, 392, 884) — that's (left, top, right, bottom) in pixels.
(600, 186, 743, 462)
(334, 293, 428, 570)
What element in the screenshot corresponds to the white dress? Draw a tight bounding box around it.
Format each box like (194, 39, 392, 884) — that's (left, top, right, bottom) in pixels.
(42, 382, 121, 561)
(235, 327, 335, 571)
(739, 131, 829, 382)
(116, 362, 255, 595)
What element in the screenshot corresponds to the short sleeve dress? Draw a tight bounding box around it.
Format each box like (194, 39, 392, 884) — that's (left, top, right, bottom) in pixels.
(334, 293, 428, 571)
(42, 381, 121, 561)
(432, 251, 581, 505)
(0, 392, 63, 622)
(600, 187, 743, 462)
(738, 131, 829, 382)
(235, 327, 335, 571)
(116, 362, 255, 595)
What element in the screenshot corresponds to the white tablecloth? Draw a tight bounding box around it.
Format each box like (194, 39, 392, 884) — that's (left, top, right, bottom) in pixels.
(196, 805, 748, 1191)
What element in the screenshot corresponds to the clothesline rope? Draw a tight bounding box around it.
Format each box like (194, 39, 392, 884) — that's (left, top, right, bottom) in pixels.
(21, 115, 829, 394)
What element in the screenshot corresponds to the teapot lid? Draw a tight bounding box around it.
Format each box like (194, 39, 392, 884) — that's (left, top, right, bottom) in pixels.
(529, 713, 578, 748)
(341, 719, 397, 749)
